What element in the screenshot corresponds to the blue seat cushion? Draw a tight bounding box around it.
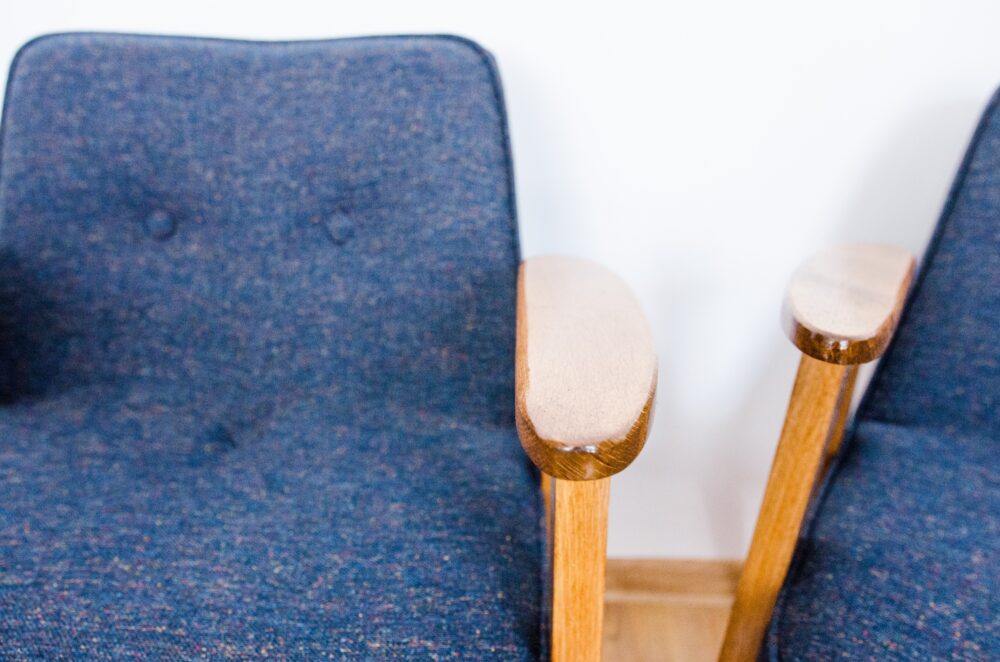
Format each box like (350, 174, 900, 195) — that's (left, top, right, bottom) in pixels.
(767, 87, 1000, 659)
(0, 386, 543, 658)
(0, 34, 542, 658)
(766, 420, 998, 659)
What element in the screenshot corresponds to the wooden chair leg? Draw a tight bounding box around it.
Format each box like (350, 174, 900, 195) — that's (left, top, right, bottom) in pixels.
(550, 477, 610, 662)
(542, 472, 555, 535)
(718, 355, 850, 661)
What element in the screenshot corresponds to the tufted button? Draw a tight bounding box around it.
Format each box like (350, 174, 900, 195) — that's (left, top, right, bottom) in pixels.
(323, 213, 355, 246)
(143, 210, 177, 240)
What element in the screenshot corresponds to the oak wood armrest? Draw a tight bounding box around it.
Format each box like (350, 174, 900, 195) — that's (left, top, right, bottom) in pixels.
(515, 256, 657, 481)
(721, 243, 916, 660)
(783, 243, 916, 365)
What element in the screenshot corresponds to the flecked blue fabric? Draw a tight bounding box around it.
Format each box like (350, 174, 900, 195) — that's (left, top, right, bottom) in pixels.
(0, 33, 544, 659)
(766, 90, 1000, 660)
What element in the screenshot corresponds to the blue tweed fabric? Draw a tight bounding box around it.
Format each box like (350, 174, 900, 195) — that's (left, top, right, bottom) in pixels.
(766, 90, 1000, 659)
(0, 34, 544, 659)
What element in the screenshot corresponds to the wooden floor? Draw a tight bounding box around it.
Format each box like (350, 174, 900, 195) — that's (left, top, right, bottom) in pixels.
(603, 559, 741, 662)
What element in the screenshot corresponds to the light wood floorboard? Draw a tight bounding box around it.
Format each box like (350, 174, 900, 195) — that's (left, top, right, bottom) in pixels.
(603, 559, 740, 662)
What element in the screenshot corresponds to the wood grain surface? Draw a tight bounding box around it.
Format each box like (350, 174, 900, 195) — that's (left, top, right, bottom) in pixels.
(551, 478, 610, 662)
(783, 243, 915, 364)
(718, 355, 850, 661)
(516, 256, 657, 480)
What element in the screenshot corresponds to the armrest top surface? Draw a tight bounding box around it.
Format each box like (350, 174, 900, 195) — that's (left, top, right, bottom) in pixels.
(784, 243, 915, 365)
(515, 255, 656, 480)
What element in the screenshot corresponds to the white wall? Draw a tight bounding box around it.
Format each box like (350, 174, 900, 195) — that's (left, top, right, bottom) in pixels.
(3, 1, 999, 558)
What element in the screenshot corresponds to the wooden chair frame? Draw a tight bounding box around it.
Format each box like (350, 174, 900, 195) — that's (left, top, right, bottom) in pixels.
(514, 256, 657, 662)
(718, 243, 916, 661)
(512, 246, 915, 661)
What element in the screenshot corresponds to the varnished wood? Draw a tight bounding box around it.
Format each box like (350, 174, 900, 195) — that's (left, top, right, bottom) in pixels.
(516, 256, 657, 480)
(783, 244, 915, 364)
(542, 472, 555, 533)
(826, 364, 859, 462)
(515, 257, 656, 661)
(604, 559, 741, 662)
(551, 478, 610, 662)
(718, 243, 915, 660)
(542, 472, 555, 593)
(809, 364, 860, 502)
(718, 355, 849, 661)
(715, 243, 916, 659)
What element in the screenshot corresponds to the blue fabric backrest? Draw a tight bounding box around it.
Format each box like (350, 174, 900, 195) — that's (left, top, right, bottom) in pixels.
(861, 91, 1000, 438)
(0, 34, 520, 427)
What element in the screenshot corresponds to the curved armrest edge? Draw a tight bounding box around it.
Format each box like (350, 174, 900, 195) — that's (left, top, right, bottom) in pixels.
(515, 256, 657, 480)
(783, 243, 916, 365)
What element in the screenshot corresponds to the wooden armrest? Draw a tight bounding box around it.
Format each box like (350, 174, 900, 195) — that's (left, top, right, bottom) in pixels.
(720, 242, 916, 660)
(783, 243, 916, 365)
(515, 256, 657, 481)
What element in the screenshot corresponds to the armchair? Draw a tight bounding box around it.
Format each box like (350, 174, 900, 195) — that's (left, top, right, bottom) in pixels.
(0, 34, 655, 660)
(719, 91, 1000, 659)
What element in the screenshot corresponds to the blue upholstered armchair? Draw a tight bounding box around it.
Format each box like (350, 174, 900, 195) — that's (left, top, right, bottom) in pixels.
(0, 34, 657, 659)
(717, 91, 1000, 660)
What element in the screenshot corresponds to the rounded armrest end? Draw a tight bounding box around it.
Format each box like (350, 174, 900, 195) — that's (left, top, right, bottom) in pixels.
(783, 243, 915, 365)
(515, 256, 658, 480)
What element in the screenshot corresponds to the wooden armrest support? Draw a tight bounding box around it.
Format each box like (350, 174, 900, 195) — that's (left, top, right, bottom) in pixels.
(720, 242, 916, 661)
(783, 243, 916, 364)
(515, 255, 657, 481)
